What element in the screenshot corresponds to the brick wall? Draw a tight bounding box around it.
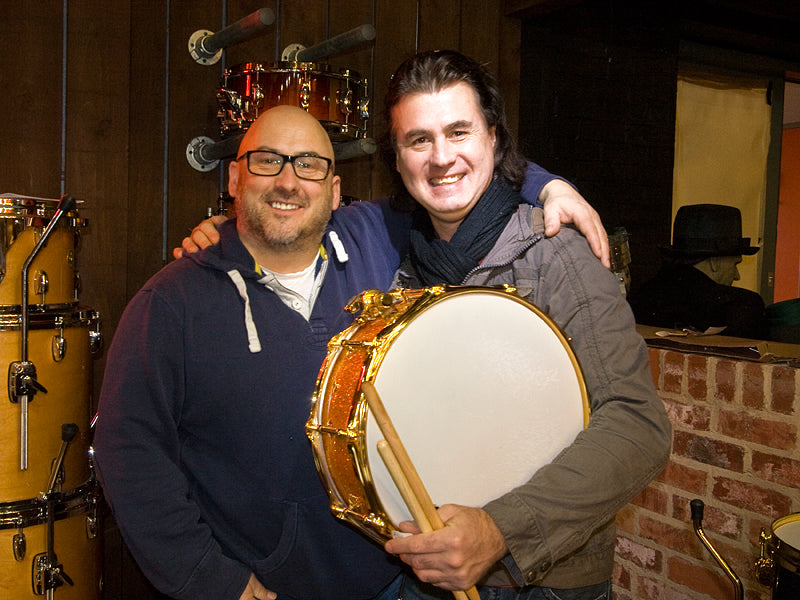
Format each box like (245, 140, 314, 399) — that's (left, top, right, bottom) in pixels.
(613, 347, 800, 600)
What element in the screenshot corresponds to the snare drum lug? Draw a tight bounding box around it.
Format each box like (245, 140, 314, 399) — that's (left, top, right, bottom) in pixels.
(339, 339, 376, 348)
(358, 96, 370, 120)
(755, 527, 776, 585)
(13, 527, 26, 561)
(251, 83, 264, 114)
(338, 88, 353, 115)
(310, 423, 358, 439)
(301, 79, 311, 110)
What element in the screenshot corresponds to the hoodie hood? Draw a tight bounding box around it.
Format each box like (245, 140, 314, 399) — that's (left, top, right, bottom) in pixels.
(185, 217, 350, 353)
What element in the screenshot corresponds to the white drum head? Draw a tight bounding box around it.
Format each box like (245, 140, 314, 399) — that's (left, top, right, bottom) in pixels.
(365, 290, 586, 528)
(776, 517, 800, 550)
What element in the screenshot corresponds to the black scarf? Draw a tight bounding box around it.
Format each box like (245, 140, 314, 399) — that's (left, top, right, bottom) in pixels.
(409, 177, 521, 286)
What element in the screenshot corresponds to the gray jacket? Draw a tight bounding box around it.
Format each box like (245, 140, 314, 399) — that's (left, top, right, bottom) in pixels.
(394, 205, 671, 589)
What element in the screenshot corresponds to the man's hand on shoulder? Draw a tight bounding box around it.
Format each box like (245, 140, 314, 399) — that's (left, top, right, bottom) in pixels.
(540, 179, 610, 268)
(172, 214, 229, 259)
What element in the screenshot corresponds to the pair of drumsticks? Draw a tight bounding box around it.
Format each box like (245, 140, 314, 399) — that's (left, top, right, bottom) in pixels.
(361, 382, 481, 600)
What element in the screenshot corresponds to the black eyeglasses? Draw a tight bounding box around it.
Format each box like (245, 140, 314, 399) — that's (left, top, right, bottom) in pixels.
(236, 150, 332, 181)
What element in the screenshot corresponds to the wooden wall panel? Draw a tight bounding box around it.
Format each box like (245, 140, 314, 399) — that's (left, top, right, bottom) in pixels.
(371, 0, 419, 198)
(128, 2, 170, 296)
(460, 0, 502, 72)
(418, 1, 461, 53)
(64, 2, 132, 411)
(0, 3, 64, 194)
(165, 2, 228, 261)
(328, 0, 377, 202)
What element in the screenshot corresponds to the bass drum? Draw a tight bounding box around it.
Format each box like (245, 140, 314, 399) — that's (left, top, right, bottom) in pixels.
(307, 286, 589, 542)
(758, 513, 800, 599)
(217, 61, 369, 141)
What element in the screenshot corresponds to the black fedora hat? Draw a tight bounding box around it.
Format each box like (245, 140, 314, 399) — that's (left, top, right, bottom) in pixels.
(659, 204, 759, 259)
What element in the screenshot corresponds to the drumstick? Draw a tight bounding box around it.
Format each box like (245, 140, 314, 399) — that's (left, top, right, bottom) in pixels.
(362, 382, 481, 600)
(377, 440, 432, 532)
(377, 441, 476, 600)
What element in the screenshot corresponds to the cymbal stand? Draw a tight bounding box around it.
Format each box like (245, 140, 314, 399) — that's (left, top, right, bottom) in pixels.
(691, 499, 743, 600)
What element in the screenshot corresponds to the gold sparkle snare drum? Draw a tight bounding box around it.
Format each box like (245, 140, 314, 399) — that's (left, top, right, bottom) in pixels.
(307, 286, 588, 543)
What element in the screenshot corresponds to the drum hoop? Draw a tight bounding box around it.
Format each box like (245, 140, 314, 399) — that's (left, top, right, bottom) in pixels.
(0, 196, 81, 220)
(0, 479, 99, 530)
(224, 61, 362, 82)
(0, 306, 97, 331)
(770, 512, 800, 571)
(309, 285, 589, 540)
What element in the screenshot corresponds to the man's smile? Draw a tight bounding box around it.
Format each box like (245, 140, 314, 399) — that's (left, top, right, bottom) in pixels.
(430, 174, 464, 186)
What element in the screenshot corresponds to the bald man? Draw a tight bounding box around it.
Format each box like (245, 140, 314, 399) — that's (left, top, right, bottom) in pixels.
(94, 106, 420, 600)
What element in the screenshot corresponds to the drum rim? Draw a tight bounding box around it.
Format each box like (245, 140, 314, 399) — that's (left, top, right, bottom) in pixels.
(0, 479, 99, 530)
(308, 285, 590, 540)
(0, 305, 98, 330)
(223, 61, 362, 80)
(771, 512, 800, 569)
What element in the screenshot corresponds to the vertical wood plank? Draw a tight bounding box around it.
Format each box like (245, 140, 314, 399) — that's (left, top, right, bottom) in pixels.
(459, 0, 501, 73)
(128, 2, 170, 298)
(418, 0, 460, 52)
(165, 2, 227, 256)
(372, 0, 419, 198)
(499, 13, 522, 139)
(328, 0, 376, 201)
(64, 1, 132, 409)
(0, 2, 64, 194)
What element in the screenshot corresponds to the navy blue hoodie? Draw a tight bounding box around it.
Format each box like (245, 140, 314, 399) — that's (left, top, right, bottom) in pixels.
(94, 200, 409, 600)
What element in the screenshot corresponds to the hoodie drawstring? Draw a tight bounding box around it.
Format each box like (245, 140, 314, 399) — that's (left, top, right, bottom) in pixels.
(227, 269, 262, 353)
(328, 231, 349, 263)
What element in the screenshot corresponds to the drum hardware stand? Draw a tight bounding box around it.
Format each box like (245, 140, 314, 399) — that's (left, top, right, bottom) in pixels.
(10, 195, 75, 471)
(186, 133, 375, 173)
(333, 138, 376, 161)
(281, 24, 376, 62)
(186, 134, 243, 172)
(32, 423, 79, 597)
(188, 7, 275, 65)
(691, 499, 743, 600)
